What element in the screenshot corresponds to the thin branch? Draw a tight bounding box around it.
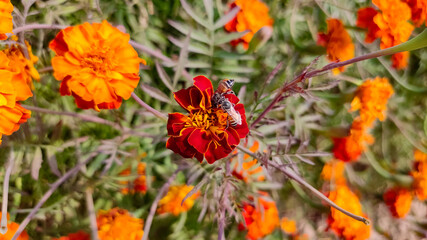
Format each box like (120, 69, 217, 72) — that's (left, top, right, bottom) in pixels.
(12, 24, 66, 35)
(141, 168, 182, 240)
(236, 145, 370, 225)
(1, 150, 14, 234)
(11, 152, 98, 240)
(250, 30, 427, 128)
(131, 92, 168, 121)
(85, 188, 99, 240)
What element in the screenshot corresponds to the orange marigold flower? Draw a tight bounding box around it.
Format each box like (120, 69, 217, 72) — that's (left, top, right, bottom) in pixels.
(280, 217, 297, 235)
(411, 149, 427, 201)
(0, 212, 29, 240)
(3, 41, 41, 98)
(167, 76, 249, 164)
(317, 19, 354, 74)
(0, 52, 31, 145)
(333, 119, 374, 162)
(321, 160, 346, 184)
(224, 0, 273, 49)
(119, 162, 147, 194)
(52, 231, 91, 240)
(49, 20, 145, 111)
(157, 184, 199, 216)
(238, 194, 279, 240)
(0, 0, 13, 40)
(404, 0, 427, 27)
(356, 8, 380, 43)
(97, 208, 144, 240)
(350, 77, 394, 126)
(391, 51, 410, 70)
(232, 141, 265, 182)
(327, 184, 370, 240)
(383, 187, 413, 218)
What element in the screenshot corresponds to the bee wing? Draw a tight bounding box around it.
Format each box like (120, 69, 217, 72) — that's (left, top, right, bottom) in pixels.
(225, 106, 242, 125)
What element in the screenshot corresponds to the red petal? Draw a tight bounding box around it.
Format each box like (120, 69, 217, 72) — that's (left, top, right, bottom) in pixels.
(188, 129, 212, 154)
(167, 113, 188, 136)
(174, 87, 194, 112)
(166, 128, 198, 159)
(225, 128, 241, 146)
(204, 141, 232, 164)
(193, 76, 213, 97)
(225, 94, 240, 105)
(189, 87, 204, 110)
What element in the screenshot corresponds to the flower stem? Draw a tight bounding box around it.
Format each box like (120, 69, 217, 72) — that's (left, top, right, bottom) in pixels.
(85, 188, 99, 240)
(236, 145, 370, 225)
(1, 150, 14, 234)
(131, 92, 168, 121)
(12, 24, 66, 35)
(250, 29, 427, 128)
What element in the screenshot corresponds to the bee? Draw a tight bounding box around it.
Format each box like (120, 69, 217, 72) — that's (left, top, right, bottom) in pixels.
(216, 79, 235, 95)
(212, 79, 235, 108)
(219, 98, 242, 127)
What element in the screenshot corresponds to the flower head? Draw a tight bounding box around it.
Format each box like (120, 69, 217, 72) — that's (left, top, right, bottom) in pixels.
(157, 184, 199, 216)
(119, 162, 147, 194)
(52, 231, 90, 240)
(327, 184, 370, 240)
(280, 217, 297, 235)
(404, 0, 427, 27)
(317, 19, 354, 74)
(383, 187, 413, 218)
(0, 51, 32, 145)
(49, 20, 145, 111)
(0, 0, 13, 40)
(238, 194, 279, 240)
(224, 0, 273, 49)
(0, 212, 29, 240)
(356, 8, 380, 43)
(167, 76, 249, 164)
(97, 208, 144, 240)
(232, 141, 265, 182)
(321, 160, 346, 185)
(411, 149, 427, 201)
(350, 77, 394, 126)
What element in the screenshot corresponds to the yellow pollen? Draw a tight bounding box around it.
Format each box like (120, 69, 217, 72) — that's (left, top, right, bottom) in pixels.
(185, 109, 228, 131)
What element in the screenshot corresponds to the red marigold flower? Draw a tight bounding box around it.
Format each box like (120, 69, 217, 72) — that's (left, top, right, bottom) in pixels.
(232, 140, 265, 182)
(157, 184, 200, 216)
(404, 0, 427, 27)
(317, 19, 354, 74)
(0, 0, 13, 40)
(52, 231, 91, 240)
(49, 20, 146, 111)
(224, 0, 273, 49)
(166, 76, 249, 164)
(238, 194, 279, 240)
(97, 208, 144, 240)
(383, 187, 413, 218)
(0, 212, 30, 240)
(119, 162, 147, 194)
(356, 8, 380, 43)
(411, 149, 427, 201)
(0, 51, 32, 145)
(326, 184, 370, 240)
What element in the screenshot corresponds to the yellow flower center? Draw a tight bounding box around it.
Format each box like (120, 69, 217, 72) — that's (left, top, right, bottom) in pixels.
(81, 48, 114, 73)
(185, 108, 229, 131)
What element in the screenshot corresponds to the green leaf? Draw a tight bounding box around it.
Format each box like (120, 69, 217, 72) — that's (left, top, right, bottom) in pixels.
(173, 33, 190, 87)
(246, 26, 273, 53)
(424, 114, 427, 137)
(213, 50, 254, 60)
(215, 65, 254, 73)
(203, 0, 214, 24)
(168, 20, 210, 44)
(155, 61, 174, 92)
(180, 0, 212, 29)
(214, 30, 249, 45)
(213, 6, 240, 29)
(31, 147, 43, 180)
(140, 83, 172, 103)
(168, 36, 211, 55)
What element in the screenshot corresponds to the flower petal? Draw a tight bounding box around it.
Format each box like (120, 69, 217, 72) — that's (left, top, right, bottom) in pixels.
(193, 75, 213, 98)
(188, 128, 212, 154)
(167, 113, 188, 136)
